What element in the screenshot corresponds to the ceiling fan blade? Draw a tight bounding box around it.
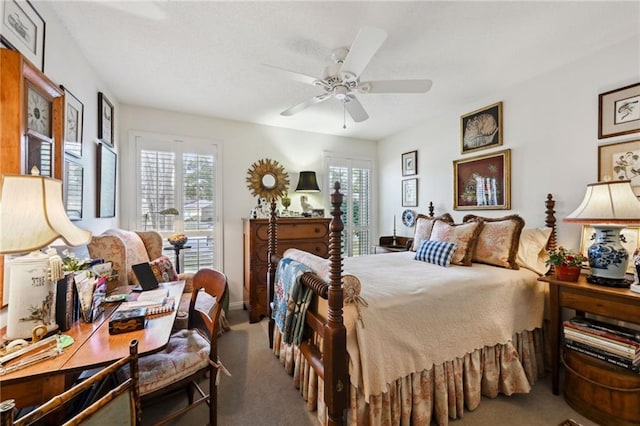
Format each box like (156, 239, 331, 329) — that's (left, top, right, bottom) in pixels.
(280, 93, 331, 116)
(344, 95, 369, 122)
(263, 63, 321, 86)
(340, 27, 387, 80)
(359, 79, 433, 94)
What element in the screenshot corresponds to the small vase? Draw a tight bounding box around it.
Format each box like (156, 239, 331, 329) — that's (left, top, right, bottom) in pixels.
(555, 265, 581, 282)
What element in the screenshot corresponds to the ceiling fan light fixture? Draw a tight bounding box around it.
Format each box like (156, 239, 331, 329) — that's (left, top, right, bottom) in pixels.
(334, 85, 348, 100)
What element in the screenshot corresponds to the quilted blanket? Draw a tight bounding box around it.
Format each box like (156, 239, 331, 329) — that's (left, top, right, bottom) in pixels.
(272, 258, 313, 345)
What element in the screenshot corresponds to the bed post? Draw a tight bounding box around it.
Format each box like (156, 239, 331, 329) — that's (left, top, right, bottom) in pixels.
(545, 194, 557, 275)
(267, 198, 277, 348)
(324, 182, 348, 426)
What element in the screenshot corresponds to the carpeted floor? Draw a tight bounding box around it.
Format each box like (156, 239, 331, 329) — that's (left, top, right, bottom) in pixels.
(142, 309, 600, 425)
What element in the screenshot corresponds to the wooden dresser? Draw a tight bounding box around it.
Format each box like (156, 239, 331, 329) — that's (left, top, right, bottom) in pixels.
(242, 217, 330, 323)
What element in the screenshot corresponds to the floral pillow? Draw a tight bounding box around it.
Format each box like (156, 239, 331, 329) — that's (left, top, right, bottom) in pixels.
(411, 213, 454, 251)
(463, 214, 525, 269)
(149, 255, 179, 283)
(429, 220, 483, 266)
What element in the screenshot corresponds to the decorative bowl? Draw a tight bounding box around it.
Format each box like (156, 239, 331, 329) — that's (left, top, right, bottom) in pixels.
(168, 233, 188, 247)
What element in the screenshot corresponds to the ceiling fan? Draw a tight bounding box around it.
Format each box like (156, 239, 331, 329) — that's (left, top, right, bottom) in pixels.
(265, 27, 433, 124)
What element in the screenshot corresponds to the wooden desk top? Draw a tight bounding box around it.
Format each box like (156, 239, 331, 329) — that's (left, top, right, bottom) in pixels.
(0, 280, 185, 384)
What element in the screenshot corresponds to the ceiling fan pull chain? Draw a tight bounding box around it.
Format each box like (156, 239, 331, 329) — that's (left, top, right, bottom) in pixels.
(343, 102, 347, 129)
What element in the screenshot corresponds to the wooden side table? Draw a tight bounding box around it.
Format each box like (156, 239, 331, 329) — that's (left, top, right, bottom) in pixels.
(374, 236, 412, 254)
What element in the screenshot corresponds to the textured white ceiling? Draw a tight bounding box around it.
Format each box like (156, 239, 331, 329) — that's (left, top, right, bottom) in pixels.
(49, 1, 639, 141)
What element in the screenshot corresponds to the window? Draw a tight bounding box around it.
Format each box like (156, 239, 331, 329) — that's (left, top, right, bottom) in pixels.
(325, 155, 373, 257)
(135, 133, 221, 273)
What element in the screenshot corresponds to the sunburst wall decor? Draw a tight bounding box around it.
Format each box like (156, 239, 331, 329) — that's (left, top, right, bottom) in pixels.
(246, 158, 289, 200)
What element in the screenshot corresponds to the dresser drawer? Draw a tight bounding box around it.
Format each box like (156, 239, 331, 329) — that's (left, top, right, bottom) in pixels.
(255, 220, 328, 241)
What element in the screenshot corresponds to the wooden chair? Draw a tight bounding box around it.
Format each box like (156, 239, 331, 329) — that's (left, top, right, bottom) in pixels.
(132, 268, 228, 426)
(7, 339, 141, 425)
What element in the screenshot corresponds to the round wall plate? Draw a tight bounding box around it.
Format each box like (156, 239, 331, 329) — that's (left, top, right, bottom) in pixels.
(402, 209, 416, 227)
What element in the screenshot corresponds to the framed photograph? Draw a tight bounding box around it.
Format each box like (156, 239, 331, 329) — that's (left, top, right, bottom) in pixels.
(61, 85, 83, 158)
(64, 159, 83, 221)
(402, 178, 418, 207)
(460, 101, 503, 154)
(402, 150, 417, 176)
(598, 139, 640, 196)
(97, 142, 117, 218)
(311, 208, 325, 218)
(598, 83, 640, 139)
(98, 92, 114, 147)
(453, 148, 511, 210)
(0, 0, 45, 71)
(580, 225, 640, 274)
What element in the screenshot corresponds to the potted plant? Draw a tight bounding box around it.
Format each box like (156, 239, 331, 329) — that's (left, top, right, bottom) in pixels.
(546, 246, 587, 281)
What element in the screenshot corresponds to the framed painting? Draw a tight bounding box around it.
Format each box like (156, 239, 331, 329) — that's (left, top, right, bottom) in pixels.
(61, 85, 83, 157)
(64, 159, 83, 221)
(402, 178, 418, 207)
(402, 150, 417, 176)
(598, 139, 640, 196)
(453, 148, 511, 210)
(98, 92, 114, 147)
(97, 142, 117, 218)
(598, 83, 640, 139)
(580, 225, 640, 274)
(0, 0, 45, 71)
(460, 101, 503, 154)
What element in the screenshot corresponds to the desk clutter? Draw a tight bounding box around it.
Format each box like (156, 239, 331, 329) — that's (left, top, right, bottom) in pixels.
(108, 288, 175, 335)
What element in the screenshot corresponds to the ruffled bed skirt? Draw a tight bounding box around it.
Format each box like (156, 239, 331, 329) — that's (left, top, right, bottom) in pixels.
(273, 327, 545, 425)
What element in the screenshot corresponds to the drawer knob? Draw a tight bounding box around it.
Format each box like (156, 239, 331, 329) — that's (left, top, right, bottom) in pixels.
(314, 227, 320, 233)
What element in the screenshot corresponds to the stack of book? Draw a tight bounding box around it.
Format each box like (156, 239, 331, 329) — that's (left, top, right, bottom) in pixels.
(563, 316, 640, 373)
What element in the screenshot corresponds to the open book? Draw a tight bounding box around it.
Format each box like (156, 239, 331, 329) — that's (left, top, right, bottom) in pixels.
(116, 288, 175, 315)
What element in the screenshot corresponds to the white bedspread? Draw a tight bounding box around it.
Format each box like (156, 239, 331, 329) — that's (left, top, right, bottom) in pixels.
(314, 251, 545, 401)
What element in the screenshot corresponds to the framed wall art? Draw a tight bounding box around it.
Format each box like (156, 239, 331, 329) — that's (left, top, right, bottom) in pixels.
(598, 82, 640, 139)
(98, 92, 114, 147)
(460, 101, 503, 154)
(580, 225, 640, 274)
(97, 142, 117, 218)
(0, 0, 45, 71)
(402, 150, 417, 176)
(61, 85, 83, 157)
(402, 178, 418, 207)
(64, 159, 83, 221)
(598, 139, 640, 196)
(453, 148, 511, 210)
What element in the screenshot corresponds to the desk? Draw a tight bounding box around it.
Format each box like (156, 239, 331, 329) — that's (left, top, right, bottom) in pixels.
(0, 280, 185, 409)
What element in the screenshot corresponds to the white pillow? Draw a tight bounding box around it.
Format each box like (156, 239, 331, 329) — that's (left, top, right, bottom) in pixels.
(516, 227, 553, 275)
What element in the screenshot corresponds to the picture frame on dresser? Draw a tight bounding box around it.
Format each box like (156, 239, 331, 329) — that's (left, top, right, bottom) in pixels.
(0, 0, 46, 71)
(598, 83, 640, 139)
(453, 148, 511, 210)
(598, 139, 640, 196)
(97, 142, 117, 218)
(61, 85, 84, 158)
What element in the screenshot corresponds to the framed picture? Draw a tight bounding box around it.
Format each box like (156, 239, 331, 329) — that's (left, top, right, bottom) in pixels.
(311, 208, 325, 218)
(598, 139, 640, 196)
(98, 92, 114, 147)
(460, 101, 503, 154)
(64, 159, 83, 221)
(0, 0, 45, 71)
(580, 225, 640, 274)
(61, 85, 83, 158)
(453, 148, 511, 210)
(402, 150, 417, 176)
(402, 178, 418, 207)
(97, 142, 117, 218)
(598, 83, 640, 139)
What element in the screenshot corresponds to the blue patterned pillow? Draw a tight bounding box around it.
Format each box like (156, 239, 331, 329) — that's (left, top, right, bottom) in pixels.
(414, 240, 457, 267)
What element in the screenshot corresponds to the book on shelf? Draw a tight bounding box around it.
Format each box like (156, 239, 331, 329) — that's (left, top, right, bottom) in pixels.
(564, 339, 640, 372)
(565, 316, 640, 348)
(563, 327, 639, 360)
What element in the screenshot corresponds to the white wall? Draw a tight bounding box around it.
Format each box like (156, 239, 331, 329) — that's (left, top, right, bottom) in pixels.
(378, 36, 640, 251)
(117, 106, 376, 308)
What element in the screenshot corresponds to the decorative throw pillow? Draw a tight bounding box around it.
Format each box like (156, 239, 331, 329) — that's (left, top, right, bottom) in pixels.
(463, 214, 525, 269)
(414, 240, 457, 267)
(429, 220, 483, 266)
(516, 227, 554, 275)
(411, 213, 454, 251)
(149, 255, 179, 283)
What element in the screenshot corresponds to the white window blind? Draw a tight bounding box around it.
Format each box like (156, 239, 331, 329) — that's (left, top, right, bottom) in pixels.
(326, 156, 372, 257)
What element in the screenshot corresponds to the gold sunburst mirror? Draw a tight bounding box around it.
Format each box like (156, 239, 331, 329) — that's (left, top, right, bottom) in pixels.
(246, 158, 289, 200)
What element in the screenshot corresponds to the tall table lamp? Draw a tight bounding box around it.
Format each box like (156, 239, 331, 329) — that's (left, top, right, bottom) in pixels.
(0, 171, 92, 339)
(564, 180, 640, 287)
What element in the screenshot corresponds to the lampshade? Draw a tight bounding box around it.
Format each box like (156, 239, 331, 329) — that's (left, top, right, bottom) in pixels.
(295, 171, 320, 192)
(564, 180, 640, 224)
(159, 208, 180, 216)
(0, 173, 92, 254)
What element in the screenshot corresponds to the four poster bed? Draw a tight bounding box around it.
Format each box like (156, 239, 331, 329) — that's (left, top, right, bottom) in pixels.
(266, 183, 557, 425)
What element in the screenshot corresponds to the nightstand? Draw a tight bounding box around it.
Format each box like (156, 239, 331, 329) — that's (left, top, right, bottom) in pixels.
(374, 236, 412, 254)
